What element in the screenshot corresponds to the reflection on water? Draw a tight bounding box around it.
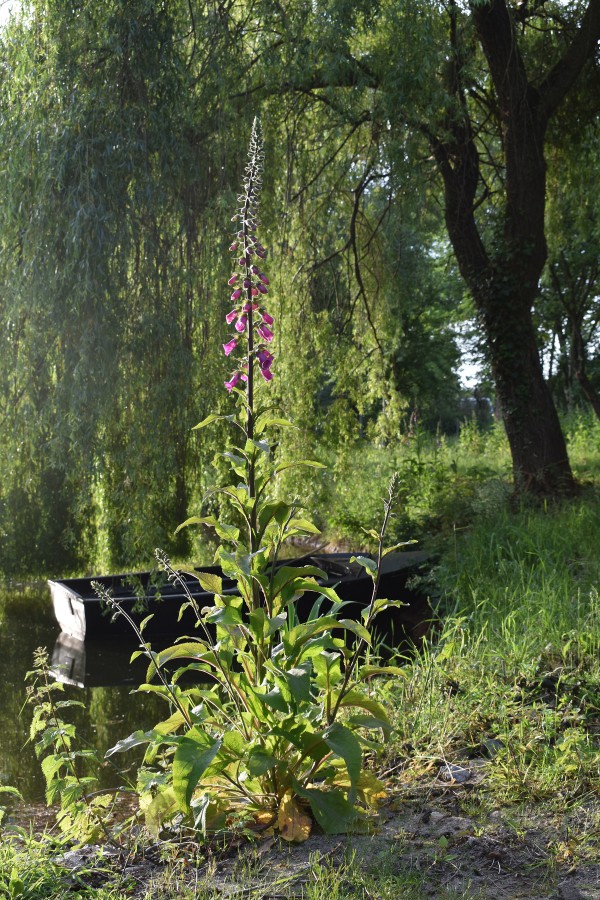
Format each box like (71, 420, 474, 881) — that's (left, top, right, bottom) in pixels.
(0, 586, 164, 804)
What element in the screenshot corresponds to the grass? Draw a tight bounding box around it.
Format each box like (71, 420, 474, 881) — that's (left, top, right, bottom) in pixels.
(2, 412, 600, 897)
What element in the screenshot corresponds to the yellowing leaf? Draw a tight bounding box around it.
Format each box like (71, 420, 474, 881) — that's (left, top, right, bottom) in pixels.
(278, 790, 312, 843)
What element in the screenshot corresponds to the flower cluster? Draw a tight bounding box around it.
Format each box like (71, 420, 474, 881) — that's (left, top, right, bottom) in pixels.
(223, 118, 274, 392)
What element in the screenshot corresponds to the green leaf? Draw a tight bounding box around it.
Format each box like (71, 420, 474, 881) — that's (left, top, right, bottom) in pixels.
(247, 747, 278, 777)
(358, 664, 408, 679)
(339, 618, 372, 646)
(347, 713, 393, 732)
(204, 605, 243, 626)
(173, 729, 222, 812)
(145, 641, 204, 681)
(284, 662, 313, 704)
(192, 413, 233, 430)
(254, 414, 296, 435)
(274, 459, 327, 475)
(382, 540, 419, 557)
(0, 786, 23, 801)
(195, 572, 223, 595)
(293, 783, 363, 834)
(255, 686, 289, 713)
(105, 729, 163, 758)
(350, 555, 377, 577)
(143, 786, 180, 838)
(287, 518, 321, 535)
(139, 614, 154, 633)
(322, 723, 362, 802)
(333, 691, 392, 735)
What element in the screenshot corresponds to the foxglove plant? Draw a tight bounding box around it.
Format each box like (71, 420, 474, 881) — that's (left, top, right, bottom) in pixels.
(104, 119, 407, 843)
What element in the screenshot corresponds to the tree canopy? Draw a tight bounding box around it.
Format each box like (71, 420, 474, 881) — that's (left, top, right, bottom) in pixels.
(0, 0, 598, 575)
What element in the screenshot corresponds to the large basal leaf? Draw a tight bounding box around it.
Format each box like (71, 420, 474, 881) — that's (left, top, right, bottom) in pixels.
(293, 783, 363, 834)
(321, 723, 362, 801)
(278, 790, 312, 842)
(142, 786, 180, 838)
(173, 728, 223, 812)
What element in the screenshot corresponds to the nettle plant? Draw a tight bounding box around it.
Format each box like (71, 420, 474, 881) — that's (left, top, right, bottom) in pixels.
(102, 119, 406, 841)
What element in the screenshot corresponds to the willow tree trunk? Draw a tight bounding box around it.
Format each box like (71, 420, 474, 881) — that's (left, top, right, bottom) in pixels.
(430, 0, 600, 494)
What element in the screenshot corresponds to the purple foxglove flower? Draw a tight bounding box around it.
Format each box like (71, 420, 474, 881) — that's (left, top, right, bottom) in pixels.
(256, 250, 266, 260)
(229, 242, 238, 252)
(243, 302, 259, 312)
(251, 287, 259, 296)
(235, 315, 248, 333)
(239, 257, 248, 267)
(259, 273, 269, 285)
(225, 372, 240, 392)
(223, 338, 237, 356)
(261, 311, 274, 326)
(257, 283, 268, 295)
(257, 349, 273, 369)
(240, 372, 248, 382)
(226, 309, 237, 324)
(231, 288, 242, 301)
(228, 274, 238, 286)
(261, 367, 273, 382)
(243, 278, 251, 288)
(257, 324, 273, 342)
(251, 265, 260, 275)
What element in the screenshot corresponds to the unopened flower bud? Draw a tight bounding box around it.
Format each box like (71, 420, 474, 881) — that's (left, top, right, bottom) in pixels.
(228, 274, 238, 286)
(261, 311, 274, 326)
(257, 283, 268, 295)
(229, 242, 238, 252)
(231, 288, 242, 301)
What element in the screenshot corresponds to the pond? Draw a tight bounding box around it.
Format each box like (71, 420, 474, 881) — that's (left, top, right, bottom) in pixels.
(0, 584, 164, 808)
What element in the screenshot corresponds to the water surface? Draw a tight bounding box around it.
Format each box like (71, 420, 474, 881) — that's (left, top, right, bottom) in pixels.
(0, 585, 163, 806)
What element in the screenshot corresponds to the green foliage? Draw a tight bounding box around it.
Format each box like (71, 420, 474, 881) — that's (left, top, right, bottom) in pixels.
(25, 649, 129, 845)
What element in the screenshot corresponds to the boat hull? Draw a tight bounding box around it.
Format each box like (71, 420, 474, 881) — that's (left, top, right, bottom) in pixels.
(49, 551, 429, 646)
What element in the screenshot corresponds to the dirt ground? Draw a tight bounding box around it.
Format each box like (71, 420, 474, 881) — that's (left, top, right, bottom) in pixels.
(45, 779, 600, 900)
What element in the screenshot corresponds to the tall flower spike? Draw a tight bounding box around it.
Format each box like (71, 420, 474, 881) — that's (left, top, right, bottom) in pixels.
(223, 117, 275, 394)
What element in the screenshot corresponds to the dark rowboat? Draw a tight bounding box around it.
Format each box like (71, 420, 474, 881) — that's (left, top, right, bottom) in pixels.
(49, 551, 429, 646)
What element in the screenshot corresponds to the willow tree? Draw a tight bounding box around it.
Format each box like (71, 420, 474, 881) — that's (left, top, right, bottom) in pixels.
(251, 0, 600, 494)
(0, 0, 257, 572)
